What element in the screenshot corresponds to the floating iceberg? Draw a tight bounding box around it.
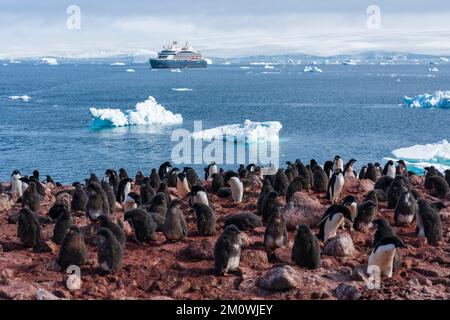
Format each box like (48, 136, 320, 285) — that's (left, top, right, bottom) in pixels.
(264, 65, 275, 70)
(170, 69, 182, 73)
(204, 58, 213, 65)
(41, 57, 58, 65)
(89, 96, 183, 128)
(171, 88, 193, 92)
(110, 62, 125, 66)
(342, 60, 357, 65)
(440, 57, 449, 62)
(303, 66, 322, 73)
(403, 91, 450, 109)
(192, 120, 282, 143)
(388, 140, 450, 173)
(9, 95, 31, 102)
(427, 67, 439, 72)
(125, 69, 135, 72)
(240, 66, 251, 69)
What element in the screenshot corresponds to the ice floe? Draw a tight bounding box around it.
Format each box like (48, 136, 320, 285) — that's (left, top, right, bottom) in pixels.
(171, 88, 193, 92)
(41, 58, 58, 65)
(403, 91, 450, 109)
(9, 95, 31, 102)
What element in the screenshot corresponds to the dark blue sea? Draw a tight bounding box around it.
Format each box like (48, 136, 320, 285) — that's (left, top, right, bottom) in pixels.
(1, 61, 449, 183)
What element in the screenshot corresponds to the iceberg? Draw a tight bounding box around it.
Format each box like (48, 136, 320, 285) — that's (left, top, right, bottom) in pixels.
(110, 62, 126, 66)
(264, 65, 275, 69)
(89, 96, 183, 128)
(171, 88, 193, 92)
(170, 69, 182, 73)
(41, 57, 58, 65)
(191, 119, 282, 143)
(403, 91, 450, 109)
(427, 67, 439, 72)
(303, 66, 322, 73)
(204, 58, 213, 65)
(125, 69, 135, 72)
(9, 95, 31, 102)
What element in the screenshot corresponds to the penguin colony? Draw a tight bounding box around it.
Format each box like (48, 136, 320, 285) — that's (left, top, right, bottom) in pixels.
(0, 158, 447, 298)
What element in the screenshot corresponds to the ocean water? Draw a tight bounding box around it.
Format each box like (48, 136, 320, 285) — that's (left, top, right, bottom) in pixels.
(1, 62, 450, 183)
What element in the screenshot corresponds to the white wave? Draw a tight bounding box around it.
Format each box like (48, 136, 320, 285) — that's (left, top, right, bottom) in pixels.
(240, 66, 251, 69)
(264, 65, 275, 69)
(9, 60, 21, 64)
(125, 69, 135, 72)
(191, 119, 282, 143)
(170, 69, 182, 73)
(41, 57, 58, 65)
(303, 66, 322, 73)
(9, 95, 31, 102)
(342, 60, 358, 65)
(403, 91, 450, 109)
(205, 58, 213, 65)
(89, 96, 183, 128)
(427, 67, 439, 72)
(440, 57, 449, 62)
(110, 62, 126, 66)
(171, 88, 193, 92)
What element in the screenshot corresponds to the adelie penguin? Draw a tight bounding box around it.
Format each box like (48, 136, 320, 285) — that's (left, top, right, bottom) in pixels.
(374, 175, 394, 193)
(124, 208, 157, 244)
(394, 186, 417, 225)
(22, 182, 41, 213)
(190, 185, 209, 207)
(273, 168, 289, 196)
(257, 179, 274, 216)
(358, 165, 367, 180)
(158, 161, 172, 180)
(416, 199, 442, 245)
(177, 172, 191, 198)
(145, 192, 167, 217)
(292, 224, 321, 269)
(211, 173, 224, 193)
(157, 182, 172, 208)
(285, 176, 303, 203)
(229, 176, 243, 203)
(372, 219, 402, 272)
(134, 171, 145, 186)
(149, 168, 161, 190)
(97, 228, 124, 273)
(71, 183, 88, 212)
(342, 195, 358, 229)
(367, 235, 406, 278)
(101, 180, 116, 214)
(214, 224, 242, 276)
(204, 162, 218, 181)
(10, 170, 23, 196)
(332, 155, 344, 173)
(140, 178, 154, 205)
(317, 204, 353, 241)
(425, 175, 449, 198)
(163, 200, 188, 242)
(184, 167, 199, 187)
(58, 226, 88, 271)
(192, 203, 216, 236)
(224, 212, 262, 231)
(118, 168, 129, 181)
(97, 215, 126, 248)
(264, 208, 288, 260)
(364, 163, 377, 182)
(353, 200, 377, 232)
(312, 165, 328, 193)
(104, 169, 119, 194)
(52, 207, 72, 245)
(343, 159, 357, 178)
(86, 182, 110, 221)
(123, 192, 140, 212)
(323, 161, 333, 178)
(326, 169, 344, 204)
(17, 208, 41, 248)
(396, 160, 408, 176)
(386, 175, 411, 209)
(116, 177, 133, 204)
(261, 191, 280, 224)
(167, 167, 179, 188)
(382, 160, 396, 178)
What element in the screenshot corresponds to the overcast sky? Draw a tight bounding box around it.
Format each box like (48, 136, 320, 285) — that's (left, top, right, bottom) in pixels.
(1, 0, 450, 58)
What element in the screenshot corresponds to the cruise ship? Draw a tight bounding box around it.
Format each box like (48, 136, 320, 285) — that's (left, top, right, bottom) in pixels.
(149, 41, 208, 69)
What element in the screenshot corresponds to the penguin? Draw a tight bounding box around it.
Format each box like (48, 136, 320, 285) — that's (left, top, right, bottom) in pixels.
(386, 175, 411, 209)
(149, 212, 165, 232)
(157, 182, 172, 208)
(445, 169, 450, 187)
(374, 163, 383, 179)
(167, 167, 179, 188)
(257, 179, 274, 215)
(425, 175, 449, 198)
(292, 224, 321, 269)
(57, 226, 88, 271)
(97, 215, 126, 248)
(116, 178, 133, 204)
(430, 201, 446, 212)
(22, 182, 41, 213)
(317, 204, 353, 241)
(192, 202, 216, 236)
(224, 170, 239, 185)
(134, 171, 145, 186)
(52, 208, 72, 245)
(104, 169, 119, 195)
(101, 180, 116, 214)
(217, 187, 232, 198)
(46, 175, 55, 185)
(124, 208, 157, 244)
(358, 165, 367, 180)
(177, 173, 191, 198)
(145, 192, 167, 217)
(312, 165, 328, 193)
(71, 183, 88, 212)
(284, 163, 298, 183)
(184, 167, 198, 187)
(396, 160, 408, 176)
(149, 168, 161, 190)
(323, 161, 333, 178)
(342, 195, 358, 228)
(29, 176, 45, 197)
(214, 224, 242, 276)
(17, 208, 41, 248)
(86, 182, 109, 221)
(158, 161, 172, 180)
(190, 185, 209, 207)
(246, 164, 256, 174)
(364, 163, 377, 182)
(372, 218, 396, 246)
(326, 169, 344, 204)
(205, 162, 218, 181)
(343, 159, 357, 178)
(211, 173, 224, 193)
(353, 200, 377, 232)
(229, 176, 243, 203)
(416, 199, 442, 245)
(87, 173, 100, 185)
(123, 192, 140, 212)
(97, 228, 123, 273)
(310, 159, 318, 169)
(367, 235, 406, 278)
(140, 178, 154, 205)
(261, 191, 280, 224)
(163, 200, 188, 241)
(374, 175, 394, 193)
(332, 156, 344, 173)
(273, 169, 289, 196)
(118, 168, 129, 181)
(295, 159, 313, 189)
(49, 203, 67, 221)
(382, 160, 396, 178)
(394, 186, 417, 225)
(264, 208, 288, 251)
(224, 212, 263, 231)
(286, 176, 303, 202)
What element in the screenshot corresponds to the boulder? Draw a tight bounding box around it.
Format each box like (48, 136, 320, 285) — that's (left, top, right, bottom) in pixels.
(259, 265, 301, 291)
(0, 280, 37, 300)
(335, 283, 361, 300)
(324, 233, 355, 257)
(344, 177, 374, 194)
(180, 239, 214, 261)
(36, 288, 60, 300)
(282, 192, 325, 230)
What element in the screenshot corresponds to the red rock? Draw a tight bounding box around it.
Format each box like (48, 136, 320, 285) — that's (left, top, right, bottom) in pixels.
(324, 233, 355, 257)
(0, 280, 37, 300)
(335, 283, 361, 300)
(259, 265, 301, 291)
(282, 192, 325, 230)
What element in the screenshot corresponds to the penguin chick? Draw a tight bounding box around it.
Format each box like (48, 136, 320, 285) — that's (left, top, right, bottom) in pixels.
(163, 200, 188, 241)
(342, 195, 358, 229)
(211, 173, 224, 193)
(217, 187, 232, 198)
(286, 176, 303, 203)
(261, 191, 281, 224)
(86, 182, 109, 222)
(224, 212, 263, 231)
(150, 168, 161, 190)
(22, 182, 41, 213)
(52, 208, 72, 245)
(71, 183, 88, 212)
(58, 226, 88, 271)
(97, 215, 126, 248)
(416, 199, 442, 245)
(292, 224, 321, 269)
(353, 200, 377, 232)
(264, 209, 288, 251)
(17, 208, 41, 248)
(192, 203, 216, 236)
(367, 235, 406, 278)
(145, 192, 167, 217)
(257, 180, 274, 215)
(313, 165, 328, 193)
(101, 181, 116, 214)
(317, 204, 353, 241)
(97, 228, 124, 273)
(374, 176, 394, 193)
(140, 179, 155, 205)
(214, 224, 242, 276)
(124, 208, 157, 244)
(273, 169, 289, 196)
(425, 175, 449, 198)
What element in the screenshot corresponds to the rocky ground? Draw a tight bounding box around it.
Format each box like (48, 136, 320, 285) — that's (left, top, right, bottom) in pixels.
(0, 176, 449, 300)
